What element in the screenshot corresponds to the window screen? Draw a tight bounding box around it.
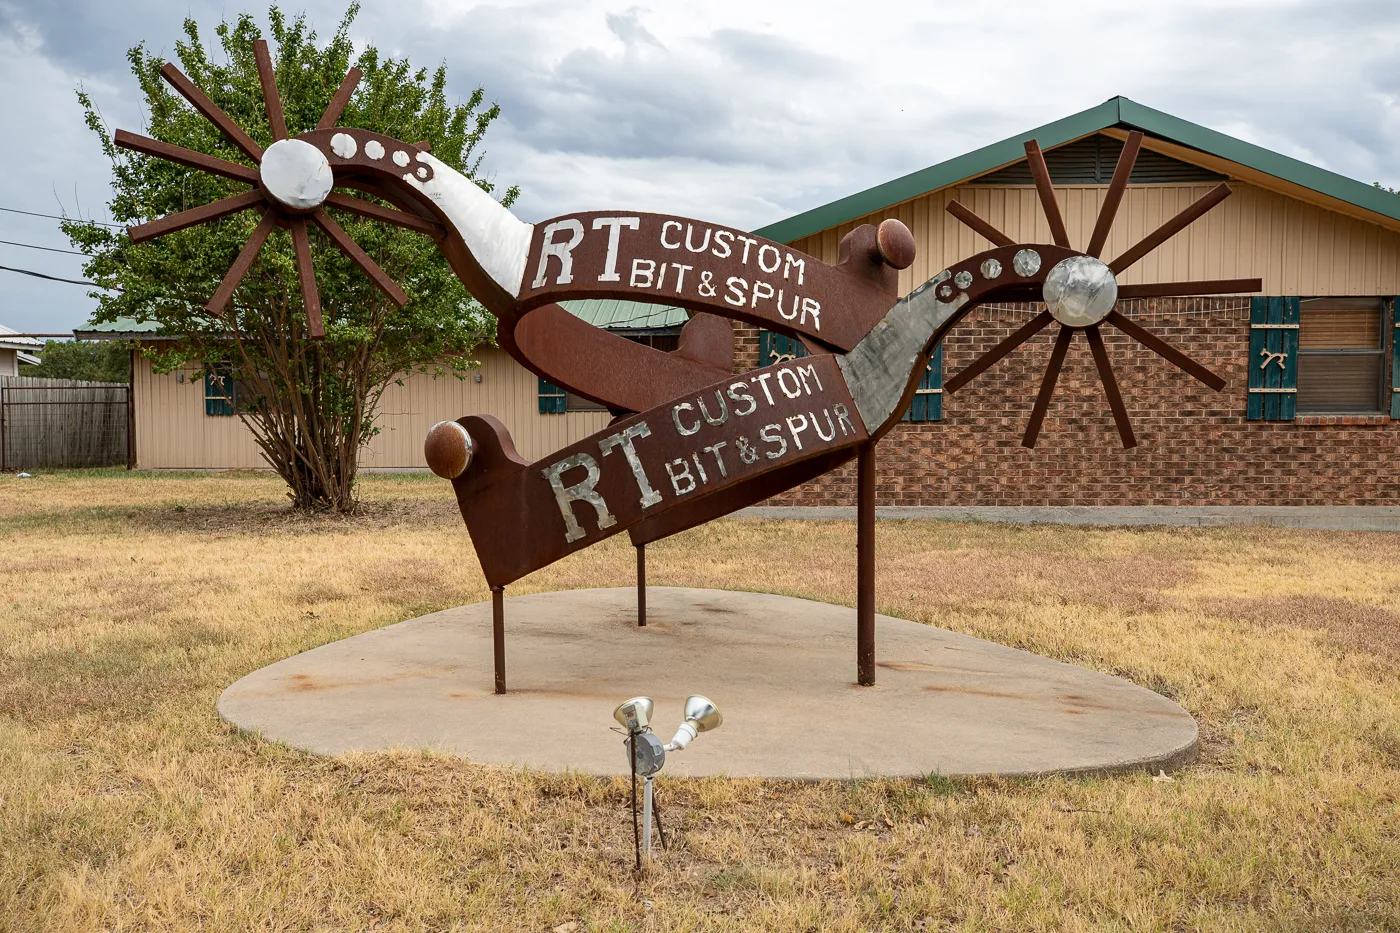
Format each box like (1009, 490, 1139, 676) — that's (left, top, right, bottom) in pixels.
(1296, 298, 1386, 413)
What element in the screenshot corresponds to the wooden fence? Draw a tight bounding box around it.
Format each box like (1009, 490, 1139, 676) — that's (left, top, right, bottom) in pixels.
(0, 376, 131, 470)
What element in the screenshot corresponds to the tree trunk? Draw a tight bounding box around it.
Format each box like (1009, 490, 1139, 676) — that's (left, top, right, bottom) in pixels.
(238, 331, 365, 514)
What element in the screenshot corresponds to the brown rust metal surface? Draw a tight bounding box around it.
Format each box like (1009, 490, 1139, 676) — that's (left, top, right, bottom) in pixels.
(515, 211, 891, 351)
(449, 239, 1106, 583)
(856, 443, 876, 686)
(116, 58, 1266, 610)
(450, 354, 867, 586)
(628, 447, 858, 546)
(944, 141, 1261, 448)
(115, 80, 428, 341)
(494, 217, 908, 411)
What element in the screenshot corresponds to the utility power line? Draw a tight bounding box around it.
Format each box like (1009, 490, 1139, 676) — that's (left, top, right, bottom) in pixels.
(0, 205, 124, 229)
(0, 264, 115, 289)
(0, 238, 91, 256)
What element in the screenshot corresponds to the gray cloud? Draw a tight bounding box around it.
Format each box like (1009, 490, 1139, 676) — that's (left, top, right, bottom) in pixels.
(703, 28, 846, 79)
(605, 7, 663, 49)
(1, 0, 1397, 334)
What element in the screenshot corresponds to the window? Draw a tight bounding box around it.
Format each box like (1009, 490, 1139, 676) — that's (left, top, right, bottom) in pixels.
(565, 333, 680, 411)
(758, 330, 808, 368)
(900, 346, 943, 423)
(537, 377, 567, 414)
(759, 330, 942, 423)
(629, 333, 681, 353)
(1296, 298, 1388, 413)
(540, 332, 683, 414)
(564, 391, 609, 412)
(204, 364, 236, 416)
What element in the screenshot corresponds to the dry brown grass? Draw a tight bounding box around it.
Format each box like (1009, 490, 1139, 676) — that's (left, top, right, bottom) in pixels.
(2, 469, 1399, 932)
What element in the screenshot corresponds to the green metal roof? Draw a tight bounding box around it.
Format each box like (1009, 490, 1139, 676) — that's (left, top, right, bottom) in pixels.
(74, 317, 170, 340)
(74, 305, 687, 340)
(753, 96, 1400, 244)
(561, 299, 688, 331)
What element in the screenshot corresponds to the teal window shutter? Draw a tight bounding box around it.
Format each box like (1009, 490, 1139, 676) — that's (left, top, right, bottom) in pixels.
(759, 330, 809, 367)
(758, 330, 943, 422)
(537, 377, 567, 414)
(901, 344, 943, 422)
(1391, 298, 1400, 419)
(1247, 297, 1298, 421)
(204, 364, 235, 416)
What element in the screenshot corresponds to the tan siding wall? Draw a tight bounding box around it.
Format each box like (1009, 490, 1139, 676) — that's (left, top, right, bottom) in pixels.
(0, 349, 17, 377)
(133, 345, 610, 470)
(790, 181, 1400, 298)
(134, 351, 262, 469)
(362, 348, 611, 467)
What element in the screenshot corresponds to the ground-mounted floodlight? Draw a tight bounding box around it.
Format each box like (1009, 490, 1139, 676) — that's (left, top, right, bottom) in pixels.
(612, 695, 653, 733)
(664, 695, 722, 751)
(612, 694, 722, 868)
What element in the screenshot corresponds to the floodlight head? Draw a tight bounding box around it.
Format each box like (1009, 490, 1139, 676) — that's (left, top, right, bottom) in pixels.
(665, 695, 723, 752)
(613, 696, 654, 733)
(683, 695, 722, 733)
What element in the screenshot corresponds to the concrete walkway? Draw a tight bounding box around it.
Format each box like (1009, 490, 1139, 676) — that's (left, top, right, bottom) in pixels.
(220, 587, 1197, 780)
(737, 505, 1400, 532)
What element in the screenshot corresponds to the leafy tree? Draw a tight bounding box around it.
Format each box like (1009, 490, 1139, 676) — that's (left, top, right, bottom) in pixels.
(66, 4, 516, 510)
(20, 340, 131, 383)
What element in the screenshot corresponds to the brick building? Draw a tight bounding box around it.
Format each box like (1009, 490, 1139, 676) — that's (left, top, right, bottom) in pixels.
(95, 96, 1400, 505)
(746, 97, 1400, 506)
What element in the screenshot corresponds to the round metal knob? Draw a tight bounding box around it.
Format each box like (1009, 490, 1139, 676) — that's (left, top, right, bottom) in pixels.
(424, 420, 474, 479)
(1042, 255, 1118, 327)
(259, 138, 333, 212)
(875, 219, 916, 270)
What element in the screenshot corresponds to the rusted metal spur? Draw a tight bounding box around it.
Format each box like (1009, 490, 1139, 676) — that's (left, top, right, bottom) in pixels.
(121, 50, 1261, 590)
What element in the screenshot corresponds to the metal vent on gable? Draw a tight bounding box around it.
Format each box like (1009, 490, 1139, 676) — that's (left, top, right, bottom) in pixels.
(971, 133, 1227, 185)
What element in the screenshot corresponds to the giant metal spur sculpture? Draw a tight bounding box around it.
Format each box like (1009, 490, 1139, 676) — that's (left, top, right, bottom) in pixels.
(122, 42, 1261, 691)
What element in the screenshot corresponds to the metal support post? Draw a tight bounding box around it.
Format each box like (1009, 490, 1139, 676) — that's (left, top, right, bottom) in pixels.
(636, 543, 647, 627)
(857, 441, 876, 686)
(641, 774, 655, 861)
(126, 348, 136, 470)
(491, 585, 506, 694)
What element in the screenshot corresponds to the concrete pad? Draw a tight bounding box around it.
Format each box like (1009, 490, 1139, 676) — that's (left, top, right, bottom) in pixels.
(219, 587, 1196, 780)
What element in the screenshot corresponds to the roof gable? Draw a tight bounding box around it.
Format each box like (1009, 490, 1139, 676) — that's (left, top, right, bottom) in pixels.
(754, 96, 1400, 243)
(971, 133, 1224, 186)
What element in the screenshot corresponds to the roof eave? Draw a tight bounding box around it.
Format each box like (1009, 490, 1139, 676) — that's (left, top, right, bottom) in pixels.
(754, 95, 1400, 244)
(752, 98, 1121, 243)
(1114, 98, 1400, 226)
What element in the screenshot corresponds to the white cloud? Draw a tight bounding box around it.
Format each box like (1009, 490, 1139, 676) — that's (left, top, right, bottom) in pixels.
(2, 0, 1398, 332)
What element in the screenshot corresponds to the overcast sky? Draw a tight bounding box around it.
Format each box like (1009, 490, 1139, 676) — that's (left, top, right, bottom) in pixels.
(1, 0, 1398, 333)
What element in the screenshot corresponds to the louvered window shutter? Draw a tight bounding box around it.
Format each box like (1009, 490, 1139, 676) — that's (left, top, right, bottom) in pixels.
(759, 330, 809, 367)
(204, 364, 235, 416)
(537, 377, 567, 414)
(901, 344, 944, 422)
(1247, 297, 1299, 422)
(1391, 299, 1400, 418)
